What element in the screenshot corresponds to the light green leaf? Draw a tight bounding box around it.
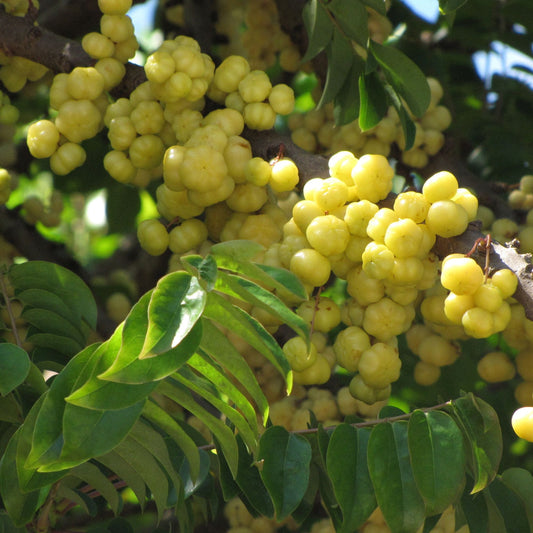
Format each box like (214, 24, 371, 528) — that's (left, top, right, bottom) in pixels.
(181, 254, 218, 291)
(318, 28, 355, 108)
(258, 426, 312, 520)
(359, 71, 388, 130)
(9, 261, 97, 329)
(301, 0, 334, 63)
(210, 240, 264, 262)
(203, 292, 291, 387)
(254, 264, 308, 301)
(142, 272, 205, 358)
(0, 343, 30, 396)
(449, 394, 502, 494)
(326, 424, 376, 532)
(199, 318, 269, 422)
(408, 410, 466, 515)
(370, 41, 431, 118)
(368, 421, 426, 533)
(328, 0, 369, 47)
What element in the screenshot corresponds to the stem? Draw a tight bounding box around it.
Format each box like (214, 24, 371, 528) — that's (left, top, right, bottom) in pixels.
(35, 481, 61, 533)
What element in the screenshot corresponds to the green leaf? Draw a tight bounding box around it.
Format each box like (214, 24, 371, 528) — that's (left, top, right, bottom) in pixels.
(439, 0, 468, 14)
(142, 399, 201, 483)
(0, 510, 33, 532)
(0, 343, 30, 395)
(501, 468, 533, 526)
(258, 426, 312, 521)
(181, 254, 218, 291)
(56, 400, 145, 469)
(368, 421, 425, 533)
(489, 475, 531, 533)
(24, 332, 82, 358)
(0, 394, 23, 424)
(326, 424, 376, 532)
(383, 82, 416, 149)
(359, 71, 389, 130)
(0, 430, 45, 527)
(98, 292, 201, 384)
(112, 436, 169, 521)
(9, 261, 97, 330)
(174, 364, 258, 453)
(254, 264, 308, 301)
(301, 0, 334, 63)
(449, 394, 502, 493)
(16, 288, 88, 339)
(460, 488, 489, 533)
(70, 462, 120, 515)
(328, 0, 369, 47)
(334, 56, 365, 125)
(214, 271, 310, 341)
(96, 450, 147, 508)
(318, 28, 355, 108)
(408, 410, 466, 515)
(370, 41, 431, 118)
(157, 379, 239, 478)
(203, 292, 291, 387)
(142, 272, 206, 358)
(26, 344, 100, 470)
(199, 318, 269, 422)
(210, 240, 264, 262)
(234, 434, 274, 518)
(360, 0, 387, 15)
(22, 308, 86, 348)
(106, 183, 140, 234)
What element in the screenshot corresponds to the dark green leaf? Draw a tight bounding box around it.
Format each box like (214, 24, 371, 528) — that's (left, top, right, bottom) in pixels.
(359, 71, 388, 130)
(360, 0, 387, 15)
(0, 394, 23, 424)
(142, 272, 205, 358)
(383, 82, 416, 149)
(489, 475, 531, 533)
(0, 511, 28, 532)
(258, 426, 312, 520)
(368, 421, 425, 533)
(234, 435, 274, 518)
(326, 424, 376, 532)
(106, 184, 140, 234)
(318, 28, 356, 108)
(25, 332, 82, 358)
(157, 379, 239, 478)
(176, 447, 211, 499)
(22, 308, 86, 347)
(9, 261, 97, 329)
(449, 394, 502, 493)
(334, 56, 365, 125)
(408, 410, 466, 514)
(328, 0, 369, 47)
(460, 485, 489, 533)
(301, 0, 334, 63)
(0, 343, 30, 396)
(70, 462, 120, 515)
(370, 41, 431, 118)
(142, 399, 201, 483)
(501, 468, 533, 526)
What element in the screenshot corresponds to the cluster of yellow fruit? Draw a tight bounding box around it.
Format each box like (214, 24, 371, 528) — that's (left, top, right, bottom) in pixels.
(26, 0, 136, 176)
(289, 77, 451, 168)
(507, 174, 533, 210)
(0, 0, 37, 16)
(214, 0, 301, 72)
